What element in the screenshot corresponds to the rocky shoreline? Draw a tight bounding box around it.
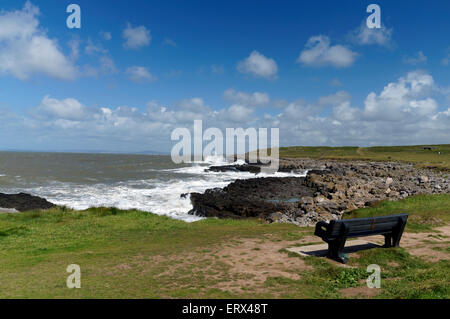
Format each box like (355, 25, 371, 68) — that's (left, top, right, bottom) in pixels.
(189, 159, 449, 226)
(1, 159, 448, 223)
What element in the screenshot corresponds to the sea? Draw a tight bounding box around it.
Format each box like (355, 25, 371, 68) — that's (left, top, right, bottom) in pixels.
(0, 152, 305, 221)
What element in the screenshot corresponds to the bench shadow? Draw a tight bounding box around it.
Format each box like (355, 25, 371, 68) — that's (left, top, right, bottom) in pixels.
(300, 242, 381, 257)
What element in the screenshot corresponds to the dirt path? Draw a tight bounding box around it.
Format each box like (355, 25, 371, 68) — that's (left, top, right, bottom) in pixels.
(108, 233, 320, 297)
(210, 236, 319, 294)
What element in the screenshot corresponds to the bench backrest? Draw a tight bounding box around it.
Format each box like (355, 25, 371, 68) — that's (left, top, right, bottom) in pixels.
(328, 214, 408, 238)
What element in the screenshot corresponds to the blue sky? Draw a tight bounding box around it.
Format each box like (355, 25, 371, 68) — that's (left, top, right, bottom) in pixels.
(0, 0, 449, 152)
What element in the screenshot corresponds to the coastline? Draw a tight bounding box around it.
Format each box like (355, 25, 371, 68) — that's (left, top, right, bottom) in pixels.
(1, 155, 448, 227)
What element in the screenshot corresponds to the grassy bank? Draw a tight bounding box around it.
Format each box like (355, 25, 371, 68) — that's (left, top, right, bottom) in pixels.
(344, 194, 450, 232)
(0, 194, 449, 299)
(277, 144, 450, 171)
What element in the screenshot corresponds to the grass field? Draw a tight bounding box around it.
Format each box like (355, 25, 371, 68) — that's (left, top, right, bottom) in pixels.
(277, 144, 450, 171)
(0, 194, 449, 299)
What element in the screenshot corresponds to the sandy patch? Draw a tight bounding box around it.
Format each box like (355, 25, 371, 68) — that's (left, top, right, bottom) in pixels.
(212, 238, 312, 293)
(104, 235, 314, 295)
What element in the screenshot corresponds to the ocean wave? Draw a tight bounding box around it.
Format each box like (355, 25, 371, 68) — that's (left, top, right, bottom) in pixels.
(3, 159, 306, 222)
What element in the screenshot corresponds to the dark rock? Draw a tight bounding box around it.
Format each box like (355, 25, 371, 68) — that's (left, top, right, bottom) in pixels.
(0, 193, 55, 212)
(207, 164, 261, 174)
(189, 177, 315, 220)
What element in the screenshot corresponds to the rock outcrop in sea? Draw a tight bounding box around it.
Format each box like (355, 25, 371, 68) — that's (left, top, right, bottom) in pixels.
(0, 193, 55, 212)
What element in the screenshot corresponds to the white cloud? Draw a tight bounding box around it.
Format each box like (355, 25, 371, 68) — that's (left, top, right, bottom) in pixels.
(68, 37, 80, 61)
(350, 21, 393, 47)
(99, 31, 112, 41)
(297, 36, 358, 68)
(146, 100, 202, 125)
(318, 91, 352, 107)
(36, 95, 88, 120)
(123, 23, 151, 50)
(79, 37, 117, 77)
(126, 66, 157, 83)
(237, 51, 278, 79)
(333, 101, 358, 122)
(85, 38, 107, 55)
(278, 92, 349, 121)
(81, 56, 117, 78)
(225, 105, 254, 122)
(282, 99, 318, 120)
(223, 89, 270, 107)
(362, 71, 437, 121)
(177, 98, 208, 112)
(0, 1, 77, 80)
(403, 51, 427, 65)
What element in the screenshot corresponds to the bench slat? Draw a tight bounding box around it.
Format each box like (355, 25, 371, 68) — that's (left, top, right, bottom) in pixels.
(328, 214, 408, 237)
(337, 214, 407, 225)
(329, 221, 400, 236)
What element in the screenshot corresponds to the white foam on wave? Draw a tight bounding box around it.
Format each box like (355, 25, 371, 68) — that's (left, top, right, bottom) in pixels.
(21, 159, 307, 223)
(186, 154, 228, 165)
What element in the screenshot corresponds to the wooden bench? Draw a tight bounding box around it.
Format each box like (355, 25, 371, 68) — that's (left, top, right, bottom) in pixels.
(314, 214, 408, 263)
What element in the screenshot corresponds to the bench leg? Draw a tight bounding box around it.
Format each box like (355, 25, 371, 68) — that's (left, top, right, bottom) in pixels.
(383, 234, 392, 248)
(392, 229, 404, 247)
(392, 216, 408, 247)
(327, 238, 348, 264)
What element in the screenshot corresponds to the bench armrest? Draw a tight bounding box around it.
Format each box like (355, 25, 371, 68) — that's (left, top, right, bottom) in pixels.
(314, 221, 330, 239)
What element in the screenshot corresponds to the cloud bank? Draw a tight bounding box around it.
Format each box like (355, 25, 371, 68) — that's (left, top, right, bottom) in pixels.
(3, 71, 448, 152)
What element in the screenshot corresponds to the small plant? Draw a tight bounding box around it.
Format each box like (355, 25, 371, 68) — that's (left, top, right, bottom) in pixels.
(333, 268, 367, 288)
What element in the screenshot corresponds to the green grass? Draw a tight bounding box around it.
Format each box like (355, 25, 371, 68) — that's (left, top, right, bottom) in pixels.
(343, 194, 450, 232)
(349, 248, 449, 299)
(0, 207, 303, 298)
(0, 194, 448, 299)
(275, 144, 450, 171)
(273, 245, 449, 299)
